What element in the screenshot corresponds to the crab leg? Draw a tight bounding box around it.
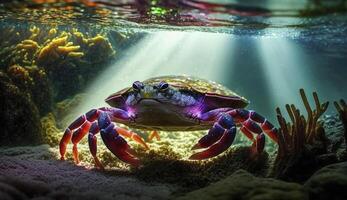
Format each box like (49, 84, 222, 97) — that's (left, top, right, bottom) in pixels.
(88, 122, 104, 169)
(191, 108, 277, 159)
(190, 114, 236, 160)
(148, 130, 161, 142)
(228, 109, 278, 143)
(98, 112, 140, 166)
(59, 109, 99, 161)
(227, 109, 277, 153)
(115, 127, 149, 150)
(59, 107, 147, 166)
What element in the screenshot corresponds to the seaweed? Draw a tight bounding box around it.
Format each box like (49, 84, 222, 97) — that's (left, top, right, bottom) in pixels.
(271, 89, 331, 182)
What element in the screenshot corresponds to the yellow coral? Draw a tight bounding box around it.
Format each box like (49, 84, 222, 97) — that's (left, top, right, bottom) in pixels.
(29, 26, 41, 40)
(37, 36, 68, 63)
(37, 35, 85, 66)
(6, 26, 117, 73)
(67, 52, 84, 58)
(57, 45, 81, 53)
(13, 39, 40, 65)
(48, 28, 57, 38)
(16, 40, 39, 50)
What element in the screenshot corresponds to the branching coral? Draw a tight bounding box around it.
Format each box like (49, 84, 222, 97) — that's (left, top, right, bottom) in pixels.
(13, 40, 40, 66)
(272, 89, 330, 182)
(37, 35, 84, 67)
(276, 89, 329, 158)
(1, 25, 118, 100)
(334, 99, 347, 151)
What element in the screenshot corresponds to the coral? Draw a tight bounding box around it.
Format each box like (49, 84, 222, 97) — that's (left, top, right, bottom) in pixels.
(81, 34, 116, 63)
(0, 71, 42, 146)
(275, 89, 329, 158)
(13, 39, 40, 66)
(176, 170, 308, 200)
(271, 89, 333, 182)
(0, 24, 118, 100)
(36, 35, 84, 68)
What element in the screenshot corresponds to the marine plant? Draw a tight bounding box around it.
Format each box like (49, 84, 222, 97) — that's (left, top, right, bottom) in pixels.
(272, 89, 330, 182)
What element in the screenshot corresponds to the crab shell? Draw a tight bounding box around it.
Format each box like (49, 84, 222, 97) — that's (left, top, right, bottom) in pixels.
(105, 75, 249, 131)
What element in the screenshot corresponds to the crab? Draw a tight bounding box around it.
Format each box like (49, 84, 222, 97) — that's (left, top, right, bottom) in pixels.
(59, 75, 278, 168)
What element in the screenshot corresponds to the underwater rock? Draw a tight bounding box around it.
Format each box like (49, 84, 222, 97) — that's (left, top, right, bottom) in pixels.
(323, 114, 345, 153)
(176, 169, 308, 200)
(304, 162, 347, 200)
(7, 65, 53, 116)
(334, 100, 347, 161)
(54, 93, 87, 128)
(0, 71, 42, 146)
(26, 66, 53, 115)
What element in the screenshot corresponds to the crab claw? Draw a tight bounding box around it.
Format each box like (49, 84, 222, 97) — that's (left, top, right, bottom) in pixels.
(189, 114, 236, 160)
(99, 112, 140, 167)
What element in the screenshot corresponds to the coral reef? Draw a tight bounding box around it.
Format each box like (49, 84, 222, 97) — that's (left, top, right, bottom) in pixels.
(0, 71, 42, 146)
(0, 25, 117, 101)
(271, 89, 339, 182)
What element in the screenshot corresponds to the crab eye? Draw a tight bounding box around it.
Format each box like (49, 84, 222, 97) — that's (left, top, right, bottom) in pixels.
(158, 81, 169, 91)
(132, 81, 144, 91)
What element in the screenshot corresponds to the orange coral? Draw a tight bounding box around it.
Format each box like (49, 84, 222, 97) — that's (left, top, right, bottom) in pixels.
(275, 89, 329, 158)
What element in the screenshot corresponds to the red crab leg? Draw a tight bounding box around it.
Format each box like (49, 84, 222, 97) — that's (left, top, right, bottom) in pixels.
(59, 107, 147, 166)
(228, 109, 278, 153)
(98, 112, 141, 167)
(148, 130, 161, 142)
(190, 114, 236, 160)
(115, 127, 149, 150)
(88, 122, 104, 169)
(228, 109, 278, 143)
(71, 121, 92, 163)
(59, 109, 99, 161)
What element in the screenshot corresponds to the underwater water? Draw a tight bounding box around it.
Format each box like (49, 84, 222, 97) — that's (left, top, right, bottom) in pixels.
(1, 0, 347, 200)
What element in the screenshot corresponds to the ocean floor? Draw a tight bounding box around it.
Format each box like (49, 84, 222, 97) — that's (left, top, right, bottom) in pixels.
(0, 145, 174, 200)
(0, 114, 347, 200)
(0, 128, 268, 200)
